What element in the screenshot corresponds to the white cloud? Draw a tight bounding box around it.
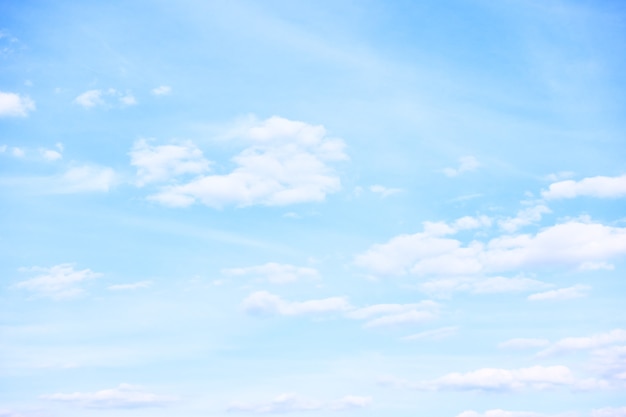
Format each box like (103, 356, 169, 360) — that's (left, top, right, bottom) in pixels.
(498, 338, 550, 350)
(0, 91, 35, 117)
(108, 281, 152, 291)
(57, 165, 116, 193)
(356, 220, 626, 278)
(536, 329, 626, 357)
(369, 185, 402, 197)
(227, 393, 371, 413)
(527, 285, 590, 301)
(592, 407, 626, 417)
(347, 301, 439, 328)
(590, 345, 626, 381)
(241, 291, 351, 316)
(15, 264, 102, 299)
(119, 94, 137, 106)
(442, 156, 480, 177)
(222, 262, 319, 284)
(130, 139, 210, 186)
(152, 85, 172, 96)
(147, 116, 347, 208)
(543, 175, 626, 199)
(413, 365, 600, 392)
(40, 148, 62, 161)
(402, 326, 458, 341)
(42, 383, 175, 409)
(499, 204, 551, 233)
(420, 276, 550, 297)
(74, 90, 103, 108)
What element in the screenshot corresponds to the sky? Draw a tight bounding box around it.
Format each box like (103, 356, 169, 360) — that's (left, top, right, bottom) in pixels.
(1, 0, 626, 416)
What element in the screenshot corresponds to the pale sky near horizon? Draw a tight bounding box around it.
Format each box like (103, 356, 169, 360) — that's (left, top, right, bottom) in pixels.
(1, 1, 626, 416)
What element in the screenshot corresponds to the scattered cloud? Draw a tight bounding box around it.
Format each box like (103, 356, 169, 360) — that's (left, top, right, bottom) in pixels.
(74, 90, 104, 108)
(442, 156, 480, 177)
(108, 281, 152, 291)
(527, 285, 590, 301)
(241, 291, 351, 316)
(356, 220, 626, 279)
(41, 383, 176, 409)
(147, 116, 348, 208)
(40, 148, 62, 161)
(402, 326, 458, 341)
(227, 393, 371, 413)
(369, 185, 402, 197)
(74, 88, 137, 109)
(592, 407, 626, 417)
(119, 93, 137, 106)
(130, 139, 210, 186)
(0, 91, 35, 117)
(222, 262, 319, 284)
(14, 263, 102, 299)
(152, 85, 172, 96)
(498, 204, 551, 233)
(536, 329, 626, 357)
(384, 365, 605, 392)
(55, 164, 116, 193)
(498, 338, 550, 350)
(542, 175, 626, 199)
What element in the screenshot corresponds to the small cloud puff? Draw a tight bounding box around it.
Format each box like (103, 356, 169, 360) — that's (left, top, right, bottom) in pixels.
(0, 91, 35, 117)
(74, 88, 137, 109)
(41, 383, 176, 409)
(152, 85, 172, 96)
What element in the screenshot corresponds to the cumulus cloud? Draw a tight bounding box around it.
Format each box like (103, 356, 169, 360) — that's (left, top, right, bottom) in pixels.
(369, 185, 402, 197)
(527, 285, 590, 301)
(0, 91, 35, 117)
(536, 329, 626, 357)
(388, 365, 604, 392)
(152, 85, 172, 96)
(356, 220, 626, 279)
(41, 383, 176, 409)
(543, 175, 626, 199)
(227, 393, 371, 413)
(499, 204, 551, 233)
(146, 116, 347, 208)
(40, 148, 62, 161)
(241, 291, 351, 316)
(74, 90, 104, 108)
(130, 139, 210, 186)
(222, 262, 319, 284)
(15, 263, 102, 299)
(442, 156, 480, 177)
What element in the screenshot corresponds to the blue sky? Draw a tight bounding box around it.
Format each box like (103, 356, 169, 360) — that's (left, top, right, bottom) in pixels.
(1, 0, 626, 416)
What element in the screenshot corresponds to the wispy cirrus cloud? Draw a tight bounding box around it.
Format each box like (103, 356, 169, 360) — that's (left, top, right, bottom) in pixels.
(14, 263, 102, 299)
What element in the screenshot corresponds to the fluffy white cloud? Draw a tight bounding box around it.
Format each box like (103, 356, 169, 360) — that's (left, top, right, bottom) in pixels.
(442, 156, 480, 177)
(40, 148, 62, 161)
(119, 94, 137, 106)
(227, 393, 371, 413)
(15, 264, 102, 299)
(152, 85, 172, 96)
(42, 384, 175, 409)
(527, 285, 590, 301)
(241, 291, 351, 316)
(498, 338, 550, 350)
(74, 90, 104, 108)
(369, 185, 402, 197)
(222, 262, 319, 284)
(147, 116, 347, 208)
(590, 345, 626, 381)
(108, 281, 152, 291)
(536, 329, 626, 357)
(130, 139, 210, 186)
(0, 91, 35, 117)
(543, 175, 626, 199)
(356, 220, 626, 278)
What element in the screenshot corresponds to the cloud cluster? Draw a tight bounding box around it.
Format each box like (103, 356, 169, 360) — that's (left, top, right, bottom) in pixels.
(74, 88, 136, 108)
(15, 263, 102, 299)
(227, 393, 371, 413)
(0, 91, 35, 117)
(543, 175, 626, 199)
(143, 116, 347, 208)
(42, 384, 175, 409)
